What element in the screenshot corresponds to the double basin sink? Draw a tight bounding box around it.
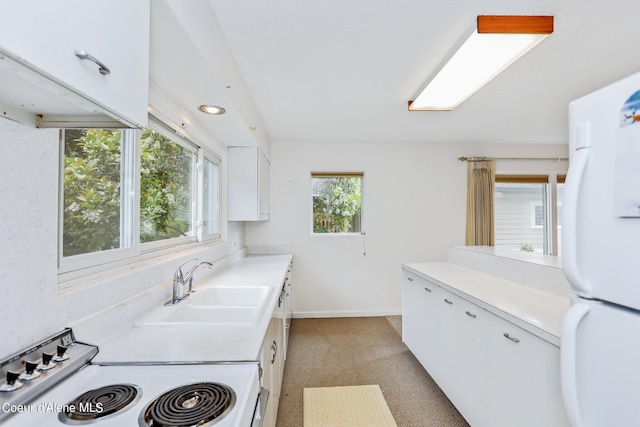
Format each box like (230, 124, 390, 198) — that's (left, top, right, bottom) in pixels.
(134, 285, 273, 327)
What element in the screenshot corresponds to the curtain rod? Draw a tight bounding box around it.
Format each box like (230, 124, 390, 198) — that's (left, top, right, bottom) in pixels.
(458, 156, 568, 162)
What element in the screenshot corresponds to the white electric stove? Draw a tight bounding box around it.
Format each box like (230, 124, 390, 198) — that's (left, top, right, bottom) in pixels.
(0, 329, 266, 427)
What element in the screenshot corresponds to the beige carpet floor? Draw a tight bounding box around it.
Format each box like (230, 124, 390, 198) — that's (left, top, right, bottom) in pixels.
(276, 317, 470, 427)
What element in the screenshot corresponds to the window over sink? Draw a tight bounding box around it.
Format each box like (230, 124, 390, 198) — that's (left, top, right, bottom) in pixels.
(59, 117, 221, 278)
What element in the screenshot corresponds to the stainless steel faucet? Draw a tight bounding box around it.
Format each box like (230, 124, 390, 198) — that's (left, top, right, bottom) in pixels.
(164, 258, 213, 306)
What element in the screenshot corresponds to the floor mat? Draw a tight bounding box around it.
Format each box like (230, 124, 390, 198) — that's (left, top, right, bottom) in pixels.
(303, 384, 398, 427)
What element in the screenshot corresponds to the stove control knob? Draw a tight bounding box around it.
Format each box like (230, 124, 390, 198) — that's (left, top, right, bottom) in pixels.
(37, 352, 57, 371)
(0, 371, 24, 392)
(19, 361, 42, 381)
(52, 345, 69, 362)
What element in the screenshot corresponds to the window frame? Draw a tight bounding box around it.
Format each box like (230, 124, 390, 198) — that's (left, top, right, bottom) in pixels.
(310, 172, 364, 235)
(198, 149, 222, 242)
(57, 128, 141, 274)
(139, 119, 199, 252)
(494, 173, 565, 256)
(57, 116, 223, 282)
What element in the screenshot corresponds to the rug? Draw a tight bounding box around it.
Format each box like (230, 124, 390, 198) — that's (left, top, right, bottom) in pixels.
(303, 384, 398, 427)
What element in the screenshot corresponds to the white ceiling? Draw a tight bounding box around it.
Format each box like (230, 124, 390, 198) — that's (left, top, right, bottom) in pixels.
(205, 0, 640, 145)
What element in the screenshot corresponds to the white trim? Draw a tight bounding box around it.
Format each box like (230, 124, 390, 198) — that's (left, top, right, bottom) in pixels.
(58, 244, 247, 295)
(58, 129, 141, 274)
(199, 151, 221, 241)
(292, 309, 403, 319)
(58, 237, 223, 284)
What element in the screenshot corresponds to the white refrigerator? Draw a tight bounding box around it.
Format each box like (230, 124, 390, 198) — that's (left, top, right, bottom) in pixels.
(562, 70, 640, 427)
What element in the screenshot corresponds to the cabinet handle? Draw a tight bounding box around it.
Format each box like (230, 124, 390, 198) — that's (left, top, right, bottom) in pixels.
(407, 277, 414, 282)
(74, 50, 111, 75)
(503, 333, 520, 343)
(424, 287, 432, 293)
(465, 311, 477, 318)
(444, 299, 453, 305)
(270, 340, 278, 364)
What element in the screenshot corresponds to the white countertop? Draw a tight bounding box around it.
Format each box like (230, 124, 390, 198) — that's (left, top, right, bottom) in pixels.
(402, 262, 570, 347)
(93, 254, 292, 363)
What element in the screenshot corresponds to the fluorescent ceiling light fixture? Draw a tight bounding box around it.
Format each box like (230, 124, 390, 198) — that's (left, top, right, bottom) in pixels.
(198, 104, 226, 115)
(409, 16, 553, 111)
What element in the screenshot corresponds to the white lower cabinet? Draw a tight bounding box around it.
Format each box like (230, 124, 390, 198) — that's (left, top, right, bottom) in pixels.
(402, 268, 568, 427)
(437, 293, 487, 427)
(402, 270, 440, 376)
(259, 310, 283, 427)
(259, 271, 292, 427)
(484, 314, 569, 427)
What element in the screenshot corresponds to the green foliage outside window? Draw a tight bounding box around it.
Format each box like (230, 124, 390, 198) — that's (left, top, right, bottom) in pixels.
(140, 129, 194, 243)
(312, 176, 362, 233)
(63, 129, 122, 256)
(62, 128, 194, 257)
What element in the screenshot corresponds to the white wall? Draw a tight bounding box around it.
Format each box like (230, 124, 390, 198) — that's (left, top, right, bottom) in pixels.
(0, 113, 569, 357)
(0, 117, 246, 359)
(246, 139, 568, 318)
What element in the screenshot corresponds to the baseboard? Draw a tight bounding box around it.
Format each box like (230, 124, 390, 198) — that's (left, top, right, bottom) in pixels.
(292, 309, 402, 319)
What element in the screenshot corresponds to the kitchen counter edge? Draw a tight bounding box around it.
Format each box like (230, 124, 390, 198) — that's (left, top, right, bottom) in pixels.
(402, 262, 569, 347)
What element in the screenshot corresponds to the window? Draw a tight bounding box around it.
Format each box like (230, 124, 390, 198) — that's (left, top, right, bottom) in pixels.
(59, 118, 221, 276)
(201, 154, 221, 238)
(311, 173, 362, 234)
(531, 202, 544, 228)
(494, 175, 564, 255)
(139, 128, 196, 245)
(61, 129, 136, 258)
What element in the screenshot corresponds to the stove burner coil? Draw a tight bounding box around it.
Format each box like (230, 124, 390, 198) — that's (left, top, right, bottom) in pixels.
(140, 382, 236, 427)
(59, 383, 142, 424)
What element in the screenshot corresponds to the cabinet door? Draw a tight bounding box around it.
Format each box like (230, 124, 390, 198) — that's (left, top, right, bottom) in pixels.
(0, 1, 149, 127)
(260, 317, 281, 427)
(438, 293, 487, 427)
(228, 147, 271, 221)
(258, 150, 271, 220)
(485, 313, 568, 427)
(402, 270, 440, 377)
(282, 267, 293, 360)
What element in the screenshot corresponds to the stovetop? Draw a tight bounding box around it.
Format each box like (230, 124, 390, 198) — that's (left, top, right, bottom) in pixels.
(0, 329, 261, 427)
(2, 363, 261, 427)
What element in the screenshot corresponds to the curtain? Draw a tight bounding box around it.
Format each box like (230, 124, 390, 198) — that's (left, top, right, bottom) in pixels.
(465, 158, 496, 246)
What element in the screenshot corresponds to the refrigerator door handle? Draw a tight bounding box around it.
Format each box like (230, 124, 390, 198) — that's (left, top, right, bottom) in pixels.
(563, 130, 590, 293)
(561, 301, 590, 427)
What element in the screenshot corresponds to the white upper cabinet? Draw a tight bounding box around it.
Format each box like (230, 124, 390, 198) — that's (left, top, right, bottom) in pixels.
(228, 146, 271, 221)
(0, 0, 150, 128)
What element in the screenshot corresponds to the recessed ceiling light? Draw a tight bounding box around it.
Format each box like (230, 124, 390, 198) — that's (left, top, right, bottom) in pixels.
(198, 105, 226, 115)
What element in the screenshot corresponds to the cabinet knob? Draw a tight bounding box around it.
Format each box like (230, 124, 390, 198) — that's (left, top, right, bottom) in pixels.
(444, 299, 453, 305)
(465, 310, 477, 318)
(503, 333, 520, 343)
(407, 277, 414, 282)
(424, 287, 432, 293)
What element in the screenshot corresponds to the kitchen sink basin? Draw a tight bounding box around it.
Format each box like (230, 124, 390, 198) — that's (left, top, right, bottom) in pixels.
(188, 285, 271, 307)
(133, 285, 273, 326)
(135, 305, 264, 326)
